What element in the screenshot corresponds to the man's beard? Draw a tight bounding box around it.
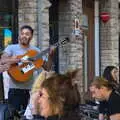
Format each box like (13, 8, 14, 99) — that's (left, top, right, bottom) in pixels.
(19, 37, 31, 46)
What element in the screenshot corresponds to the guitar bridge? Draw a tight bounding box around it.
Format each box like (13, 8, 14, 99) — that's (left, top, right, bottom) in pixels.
(21, 63, 35, 73)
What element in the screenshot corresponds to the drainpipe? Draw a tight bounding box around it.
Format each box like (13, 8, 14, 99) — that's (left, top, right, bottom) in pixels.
(94, 0, 100, 76)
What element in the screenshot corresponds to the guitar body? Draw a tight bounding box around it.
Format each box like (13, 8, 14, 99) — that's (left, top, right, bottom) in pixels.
(8, 50, 44, 82)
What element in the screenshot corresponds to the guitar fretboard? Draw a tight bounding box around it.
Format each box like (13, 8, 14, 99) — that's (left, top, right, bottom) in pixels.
(29, 37, 69, 61)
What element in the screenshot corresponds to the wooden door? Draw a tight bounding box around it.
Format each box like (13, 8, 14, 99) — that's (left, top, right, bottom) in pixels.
(83, 0, 95, 81)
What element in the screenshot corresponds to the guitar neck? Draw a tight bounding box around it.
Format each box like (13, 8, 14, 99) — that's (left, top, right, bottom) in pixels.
(34, 48, 50, 60)
(30, 38, 69, 60)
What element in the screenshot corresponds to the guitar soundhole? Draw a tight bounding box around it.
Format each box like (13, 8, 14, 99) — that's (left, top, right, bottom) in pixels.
(20, 70, 24, 74)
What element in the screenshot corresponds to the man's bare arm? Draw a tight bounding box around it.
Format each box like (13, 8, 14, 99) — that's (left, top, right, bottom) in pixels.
(1, 53, 19, 65)
(110, 114, 120, 120)
(0, 53, 20, 72)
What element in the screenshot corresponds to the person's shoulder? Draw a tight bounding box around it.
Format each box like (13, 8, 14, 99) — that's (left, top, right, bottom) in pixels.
(108, 91, 120, 116)
(109, 91, 120, 102)
(5, 44, 19, 49)
(30, 46, 40, 52)
(4, 44, 19, 53)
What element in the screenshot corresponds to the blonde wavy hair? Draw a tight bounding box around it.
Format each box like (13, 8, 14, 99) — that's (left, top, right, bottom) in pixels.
(31, 70, 55, 94)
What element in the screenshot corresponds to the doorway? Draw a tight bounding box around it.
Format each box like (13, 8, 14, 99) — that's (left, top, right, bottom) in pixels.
(49, 0, 59, 72)
(83, 0, 95, 83)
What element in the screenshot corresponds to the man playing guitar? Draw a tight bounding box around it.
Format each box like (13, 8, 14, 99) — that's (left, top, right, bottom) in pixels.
(1, 25, 55, 112)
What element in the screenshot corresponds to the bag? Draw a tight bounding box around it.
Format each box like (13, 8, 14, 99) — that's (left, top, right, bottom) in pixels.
(0, 103, 19, 120)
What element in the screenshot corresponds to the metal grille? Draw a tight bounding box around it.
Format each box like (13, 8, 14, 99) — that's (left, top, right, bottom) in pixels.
(79, 104, 99, 120)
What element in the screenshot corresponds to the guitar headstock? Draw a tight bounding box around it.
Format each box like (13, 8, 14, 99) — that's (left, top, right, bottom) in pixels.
(60, 37, 70, 45)
(50, 37, 70, 49)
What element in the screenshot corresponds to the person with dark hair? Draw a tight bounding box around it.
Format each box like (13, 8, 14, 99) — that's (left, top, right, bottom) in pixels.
(22, 71, 81, 120)
(1, 25, 55, 112)
(99, 66, 119, 120)
(90, 77, 120, 120)
(103, 66, 119, 86)
(20, 25, 34, 35)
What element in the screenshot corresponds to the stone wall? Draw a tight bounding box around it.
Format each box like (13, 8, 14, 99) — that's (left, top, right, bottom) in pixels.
(59, 0, 83, 72)
(18, 0, 38, 46)
(58, 0, 84, 102)
(37, 0, 51, 50)
(100, 0, 119, 73)
(18, 0, 119, 103)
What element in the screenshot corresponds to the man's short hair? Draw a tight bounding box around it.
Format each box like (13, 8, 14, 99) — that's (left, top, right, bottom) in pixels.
(20, 25, 34, 35)
(90, 77, 113, 90)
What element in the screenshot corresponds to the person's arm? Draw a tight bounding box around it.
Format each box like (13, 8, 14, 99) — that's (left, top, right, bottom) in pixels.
(98, 101, 107, 120)
(110, 114, 120, 120)
(42, 47, 55, 71)
(30, 91, 40, 115)
(0, 63, 10, 73)
(108, 92, 120, 120)
(0, 53, 20, 72)
(1, 52, 20, 65)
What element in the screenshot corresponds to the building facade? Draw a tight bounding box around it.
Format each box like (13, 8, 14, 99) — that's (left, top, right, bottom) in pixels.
(0, 0, 119, 102)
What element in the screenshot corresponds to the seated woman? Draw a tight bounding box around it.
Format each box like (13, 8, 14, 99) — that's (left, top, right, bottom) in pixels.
(24, 70, 55, 119)
(23, 70, 81, 120)
(98, 65, 119, 120)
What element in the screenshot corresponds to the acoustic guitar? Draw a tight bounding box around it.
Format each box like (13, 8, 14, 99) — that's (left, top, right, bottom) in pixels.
(8, 38, 69, 82)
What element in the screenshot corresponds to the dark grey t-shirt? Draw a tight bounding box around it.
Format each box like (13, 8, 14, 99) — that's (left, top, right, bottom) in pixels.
(107, 91, 120, 116)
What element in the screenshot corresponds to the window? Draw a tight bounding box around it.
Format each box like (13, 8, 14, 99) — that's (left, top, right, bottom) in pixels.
(0, 0, 18, 50)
